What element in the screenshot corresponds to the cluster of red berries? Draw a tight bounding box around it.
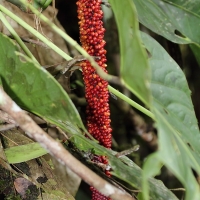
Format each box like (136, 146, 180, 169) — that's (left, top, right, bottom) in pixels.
(90, 187, 111, 200)
(77, 0, 112, 199)
(77, 0, 112, 148)
(91, 155, 111, 176)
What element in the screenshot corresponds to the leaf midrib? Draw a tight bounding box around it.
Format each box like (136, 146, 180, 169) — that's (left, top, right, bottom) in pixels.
(161, 0, 200, 18)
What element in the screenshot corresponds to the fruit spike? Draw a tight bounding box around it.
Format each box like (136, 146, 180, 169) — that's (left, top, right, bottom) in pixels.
(77, 0, 112, 199)
(90, 187, 112, 200)
(77, 0, 112, 149)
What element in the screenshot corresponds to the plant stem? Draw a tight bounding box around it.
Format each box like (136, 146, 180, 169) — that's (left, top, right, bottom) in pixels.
(0, 11, 37, 63)
(108, 86, 155, 120)
(0, 86, 135, 200)
(0, 4, 154, 120)
(0, 5, 71, 61)
(17, 0, 119, 84)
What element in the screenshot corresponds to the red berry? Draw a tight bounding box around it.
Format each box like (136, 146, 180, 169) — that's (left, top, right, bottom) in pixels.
(77, 0, 112, 199)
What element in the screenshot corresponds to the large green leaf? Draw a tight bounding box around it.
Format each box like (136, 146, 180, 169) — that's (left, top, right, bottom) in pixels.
(108, 0, 150, 106)
(133, 0, 200, 45)
(69, 134, 178, 200)
(141, 32, 200, 199)
(0, 33, 86, 135)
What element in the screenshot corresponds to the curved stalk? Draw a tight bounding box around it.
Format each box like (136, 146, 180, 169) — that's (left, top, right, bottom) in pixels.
(108, 86, 155, 120)
(0, 11, 37, 63)
(0, 5, 71, 61)
(0, 4, 155, 121)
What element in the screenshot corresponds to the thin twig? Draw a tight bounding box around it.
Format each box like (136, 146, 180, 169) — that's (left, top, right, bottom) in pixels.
(115, 145, 140, 158)
(0, 132, 19, 146)
(0, 87, 135, 200)
(0, 110, 16, 124)
(8, 35, 49, 48)
(56, 126, 69, 140)
(169, 188, 185, 192)
(0, 124, 17, 132)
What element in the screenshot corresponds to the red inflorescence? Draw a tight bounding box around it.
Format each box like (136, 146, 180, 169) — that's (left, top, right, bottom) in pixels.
(77, 0, 112, 199)
(76, 0, 112, 149)
(90, 187, 111, 200)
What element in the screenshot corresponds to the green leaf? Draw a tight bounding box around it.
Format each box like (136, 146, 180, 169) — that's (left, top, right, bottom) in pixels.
(133, 0, 200, 44)
(142, 32, 200, 155)
(108, 0, 150, 106)
(5, 143, 48, 164)
(141, 32, 200, 199)
(70, 134, 178, 200)
(155, 110, 200, 200)
(142, 153, 162, 200)
(0, 33, 86, 136)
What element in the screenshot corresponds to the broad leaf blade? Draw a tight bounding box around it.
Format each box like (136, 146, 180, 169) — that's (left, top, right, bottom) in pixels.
(109, 0, 150, 106)
(70, 134, 178, 200)
(133, 0, 200, 44)
(141, 32, 200, 154)
(0, 33, 85, 135)
(141, 32, 200, 199)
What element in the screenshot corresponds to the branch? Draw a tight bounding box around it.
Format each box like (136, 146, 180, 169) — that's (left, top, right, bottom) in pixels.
(0, 123, 17, 131)
(0, 87, 135, 200)
(0, 110, 16, 124)
(8, 35, 49, 48)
